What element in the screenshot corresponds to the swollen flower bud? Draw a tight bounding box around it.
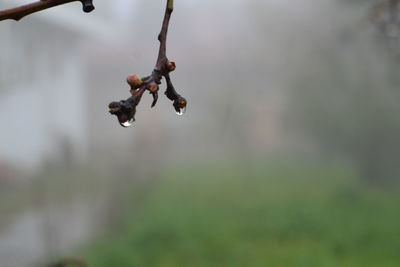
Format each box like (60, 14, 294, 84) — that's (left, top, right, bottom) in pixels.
(108, 100, 136, 128)
(126, 74, 144, 89)
(108, 102, 121, 115)
(167, 61, 176, 72)
(173, 97, 187, 116)
(146, 82, 159, 94)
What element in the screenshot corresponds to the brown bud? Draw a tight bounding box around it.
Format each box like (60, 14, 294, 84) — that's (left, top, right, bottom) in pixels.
(126, 74, 144, 89)
(176, 97, 187, 109)
(173, 97, 187, 115)
(108, 102, 121, 114)
(146, 82, 159, 94)
(167, 61, 176, 72)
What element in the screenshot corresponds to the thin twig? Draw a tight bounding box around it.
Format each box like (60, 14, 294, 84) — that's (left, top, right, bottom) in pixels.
(155, 0, 174, 71)
(0, 0, 95, 21)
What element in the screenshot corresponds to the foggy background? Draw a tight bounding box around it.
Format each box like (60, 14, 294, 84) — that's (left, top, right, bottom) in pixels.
(0, 0, 399, 266)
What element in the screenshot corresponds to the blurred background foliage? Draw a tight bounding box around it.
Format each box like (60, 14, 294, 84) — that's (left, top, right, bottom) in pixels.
(84, 162, 400, 267)
(0, 0, 400, 266)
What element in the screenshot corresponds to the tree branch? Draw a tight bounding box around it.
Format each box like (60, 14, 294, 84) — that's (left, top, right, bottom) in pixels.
(0, 0, 95, 21)
(108, 0, 187, 127)
(155, 0, 173, 71)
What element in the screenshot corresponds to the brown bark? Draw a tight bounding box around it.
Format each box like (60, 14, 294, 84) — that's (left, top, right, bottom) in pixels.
(0, 0, 94, 21)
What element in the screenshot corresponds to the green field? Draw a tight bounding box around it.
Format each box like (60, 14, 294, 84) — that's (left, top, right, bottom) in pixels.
(83, 162, 400, 267)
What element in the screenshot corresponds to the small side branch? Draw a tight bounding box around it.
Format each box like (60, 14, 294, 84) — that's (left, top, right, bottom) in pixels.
(0, 0, 95, 22)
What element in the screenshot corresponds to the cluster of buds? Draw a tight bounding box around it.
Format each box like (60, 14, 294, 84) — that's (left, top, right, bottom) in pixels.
(108, 60, 187, 127)
(108, 0, 184, 128)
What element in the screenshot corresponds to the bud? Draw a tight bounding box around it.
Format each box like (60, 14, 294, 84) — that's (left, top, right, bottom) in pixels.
(173, 96, 187, 115)
(176, 97, 187, 109)
(80, 0, 95, 13)
(167, 61, 176, 72)
(108, 102, 121, 114)
(146, 82, 159, 94)
(126, 74, 144, 89)
(108, 100, 136, 128)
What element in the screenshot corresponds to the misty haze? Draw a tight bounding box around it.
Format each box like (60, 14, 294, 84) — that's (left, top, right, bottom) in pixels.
(0, 0, 399, 266)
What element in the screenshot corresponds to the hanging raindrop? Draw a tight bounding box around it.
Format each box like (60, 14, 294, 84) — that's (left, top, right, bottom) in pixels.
(120, 119, 134, 128)
(175, 107, 186, 116)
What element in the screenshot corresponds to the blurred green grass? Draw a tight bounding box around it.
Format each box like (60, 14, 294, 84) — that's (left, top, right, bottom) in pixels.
(83, 161, 400, 267)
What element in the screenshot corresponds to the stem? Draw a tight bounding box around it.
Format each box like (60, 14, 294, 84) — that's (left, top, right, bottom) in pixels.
(0, 0, 94, 22)
(164, 73, 180, 101)
(155, 0, 174, 71)
(168, 0, 174, 10)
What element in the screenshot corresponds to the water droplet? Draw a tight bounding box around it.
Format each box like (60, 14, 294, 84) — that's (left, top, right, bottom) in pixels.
(175, 107, 186, 116)
(120, 119, 134, 127)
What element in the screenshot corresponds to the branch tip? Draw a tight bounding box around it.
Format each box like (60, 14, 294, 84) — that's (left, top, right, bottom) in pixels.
(167, 0, 174, 11)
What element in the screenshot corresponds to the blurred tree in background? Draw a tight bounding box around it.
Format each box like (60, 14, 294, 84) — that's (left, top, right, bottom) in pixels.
(283, 0, 400, 183)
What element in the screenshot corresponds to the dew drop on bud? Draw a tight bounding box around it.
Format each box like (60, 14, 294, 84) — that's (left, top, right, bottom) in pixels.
(176, 107, 186, 116)
(120, 119, 134, 128)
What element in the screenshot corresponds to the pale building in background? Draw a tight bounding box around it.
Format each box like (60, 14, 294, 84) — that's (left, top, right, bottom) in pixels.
(0, 1, 121, 171)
